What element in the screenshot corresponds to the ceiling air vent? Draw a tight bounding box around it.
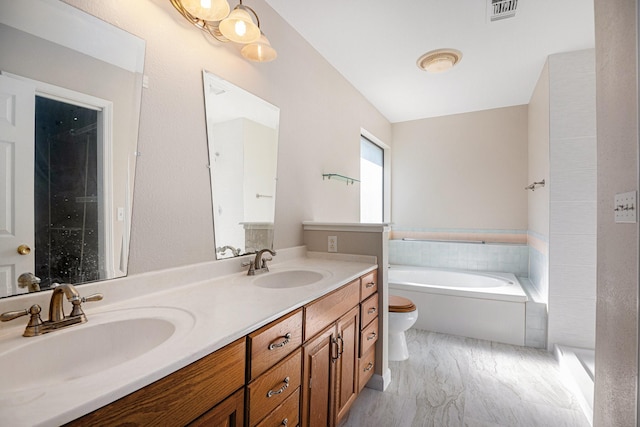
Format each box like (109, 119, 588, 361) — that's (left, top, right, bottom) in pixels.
(488, 0, 518, 22)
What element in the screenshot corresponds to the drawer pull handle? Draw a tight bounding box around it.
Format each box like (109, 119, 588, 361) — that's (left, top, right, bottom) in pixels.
(367, 332, 377, 341)
(363, 362, 374, 372)
(365, 282, 376, 288)
(281, 418, 288, 426)
(367, 307, 377, 314)
(267, 377, 290, 398)
(268, 333, 292, 350)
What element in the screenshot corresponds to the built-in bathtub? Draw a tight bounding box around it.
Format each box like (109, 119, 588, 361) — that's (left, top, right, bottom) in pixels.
(388, 265, 528, 346)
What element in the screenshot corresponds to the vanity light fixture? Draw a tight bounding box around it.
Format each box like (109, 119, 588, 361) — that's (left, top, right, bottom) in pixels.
(417, 48, 463, 73)
(170, 0, 277, 62)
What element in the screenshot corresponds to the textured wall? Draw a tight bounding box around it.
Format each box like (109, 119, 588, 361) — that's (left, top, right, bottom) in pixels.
(594, 0, 638, 425)
(391, 105, 528, 230)
(62, 0, 392, 275)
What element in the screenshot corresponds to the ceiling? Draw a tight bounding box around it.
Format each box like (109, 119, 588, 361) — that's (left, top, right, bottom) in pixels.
(264, 0, 595, 123)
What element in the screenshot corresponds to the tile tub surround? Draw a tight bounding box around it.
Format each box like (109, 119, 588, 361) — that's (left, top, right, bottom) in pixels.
(338, 329, 589, 427)
(388, 238, 529, 276)
(0, 247, 377, 426)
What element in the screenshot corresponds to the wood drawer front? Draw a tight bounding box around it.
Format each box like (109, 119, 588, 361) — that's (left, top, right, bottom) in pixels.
(359, 317, 378, 357)
(248, 347, 302, 426)
(304, 279, 359, 340)
(188, 387, 244, 427)
(358, 347, 376, 393)
(249, 308, 303, 380)
(254, 387, 300, 427)
(360, 293, 379, 330)
(360, 270, 378, 301)
(66, 338, 246, 427)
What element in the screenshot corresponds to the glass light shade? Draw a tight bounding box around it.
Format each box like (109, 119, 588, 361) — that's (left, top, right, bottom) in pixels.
(241, 33, 277, 62)
(181, 0, 230, 21)
(219, 7, 261, 43)
(416, 49, 462, 74)
(425, 57, 455, 73)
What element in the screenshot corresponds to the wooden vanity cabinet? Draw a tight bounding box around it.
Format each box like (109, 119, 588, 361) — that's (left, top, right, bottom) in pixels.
(65, 337, 246, 427)
(301, 278, 362, 427)
(358, 271, 379, 393)
(246, 309, 303, 427)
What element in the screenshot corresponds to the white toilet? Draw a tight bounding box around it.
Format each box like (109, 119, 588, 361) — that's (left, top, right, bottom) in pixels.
(388, 295, 418, 361)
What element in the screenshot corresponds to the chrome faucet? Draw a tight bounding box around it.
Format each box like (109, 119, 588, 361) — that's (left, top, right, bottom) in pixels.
(0, 283, 103, 337)
(244, 248, 276, 275)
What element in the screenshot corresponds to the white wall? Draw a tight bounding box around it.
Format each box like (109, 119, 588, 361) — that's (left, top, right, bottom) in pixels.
(62, 0, 392, 274)
(547, 50, 597, 350)
(391, 105, 528, 231)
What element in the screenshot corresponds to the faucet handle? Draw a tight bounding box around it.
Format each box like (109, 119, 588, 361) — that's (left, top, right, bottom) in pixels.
(1, 307, 31, 322)
(70, 293, 104, 317)
(82, 293, 104, 303)
(1, 305, 43, 337)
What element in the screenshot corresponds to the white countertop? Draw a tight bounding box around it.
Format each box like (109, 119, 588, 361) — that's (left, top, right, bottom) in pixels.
(0, 250, 377, 426)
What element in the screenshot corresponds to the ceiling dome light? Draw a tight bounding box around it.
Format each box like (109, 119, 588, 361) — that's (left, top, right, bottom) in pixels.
(181, 0, 230, 22)
(219, 6, 261, 43)
(417, 49, 463, 73)
(241, 32, 277, 62)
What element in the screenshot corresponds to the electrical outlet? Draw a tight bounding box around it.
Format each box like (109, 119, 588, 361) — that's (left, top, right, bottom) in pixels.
(328, 236, 338, 253)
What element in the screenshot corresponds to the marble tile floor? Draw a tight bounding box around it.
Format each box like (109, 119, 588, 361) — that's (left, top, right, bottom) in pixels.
(339, 329, 590, 427)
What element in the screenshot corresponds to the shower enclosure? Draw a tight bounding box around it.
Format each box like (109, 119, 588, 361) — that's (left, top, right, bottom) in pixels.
(34, 96, 101, 288)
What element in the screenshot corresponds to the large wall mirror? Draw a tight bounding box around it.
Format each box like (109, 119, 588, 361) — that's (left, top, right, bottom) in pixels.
(203, 71, 279, 259)
(0, 0, 145, 298)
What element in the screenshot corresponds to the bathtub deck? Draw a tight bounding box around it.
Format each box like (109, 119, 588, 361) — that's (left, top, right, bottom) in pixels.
(339, 329, 590, 427)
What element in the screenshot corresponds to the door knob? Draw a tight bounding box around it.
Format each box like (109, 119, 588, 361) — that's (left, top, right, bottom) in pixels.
(16, 244, 31, 255)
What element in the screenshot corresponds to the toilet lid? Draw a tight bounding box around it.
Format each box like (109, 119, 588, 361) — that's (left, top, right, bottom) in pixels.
(389, 295, 416, 313)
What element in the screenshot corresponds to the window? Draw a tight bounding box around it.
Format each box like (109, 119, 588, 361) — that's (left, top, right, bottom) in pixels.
(360, 135, 384, 223)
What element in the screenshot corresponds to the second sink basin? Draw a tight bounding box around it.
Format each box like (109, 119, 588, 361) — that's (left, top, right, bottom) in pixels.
(252, 269, 329, 289)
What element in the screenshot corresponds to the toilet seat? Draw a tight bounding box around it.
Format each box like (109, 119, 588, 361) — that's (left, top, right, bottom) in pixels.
(389, 295, 416, 313)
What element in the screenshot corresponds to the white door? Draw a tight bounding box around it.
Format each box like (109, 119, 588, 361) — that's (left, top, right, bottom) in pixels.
(0, 74, 35, 297)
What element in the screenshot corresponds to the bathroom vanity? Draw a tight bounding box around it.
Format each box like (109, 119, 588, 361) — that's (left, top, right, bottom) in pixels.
(65, 269, 378, 427)
(0, 250, 380, 426)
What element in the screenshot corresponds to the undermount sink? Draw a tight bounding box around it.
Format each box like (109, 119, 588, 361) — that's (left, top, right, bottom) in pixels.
(252, 269, 328, 289)
(0, 306, 195, 396)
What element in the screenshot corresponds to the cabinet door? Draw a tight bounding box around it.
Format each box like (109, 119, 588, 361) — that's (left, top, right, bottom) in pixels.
(334, 306, 360, 425)
(301, 324, 336, 427)
(188, 388, 244, 427)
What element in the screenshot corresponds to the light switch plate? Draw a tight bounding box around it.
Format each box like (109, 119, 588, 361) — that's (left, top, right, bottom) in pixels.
(614, 191, 637, 223)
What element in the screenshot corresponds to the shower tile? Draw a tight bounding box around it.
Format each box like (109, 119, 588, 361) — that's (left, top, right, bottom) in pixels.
(549, 168, 597, 202)
(550, 201, 596, 235)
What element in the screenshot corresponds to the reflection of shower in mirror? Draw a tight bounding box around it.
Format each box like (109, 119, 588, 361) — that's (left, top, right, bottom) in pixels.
(203, 70, 280, 259)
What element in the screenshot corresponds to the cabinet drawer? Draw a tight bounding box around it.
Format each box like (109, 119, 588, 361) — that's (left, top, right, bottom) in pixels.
(360, 293, 378, 330)
(360, 270, 378, 301)
(255, 387, 300, 427)
(359, 317, 378, 357)
(304, 279, 359, 340)
(248, 347, 302, 426)
(248, 308, 303, 380)
(358, 347, 376, 393)
(188, 387, 244, 427)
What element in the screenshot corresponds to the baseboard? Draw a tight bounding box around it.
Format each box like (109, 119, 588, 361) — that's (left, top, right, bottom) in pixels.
(365, 368, 391, 391)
